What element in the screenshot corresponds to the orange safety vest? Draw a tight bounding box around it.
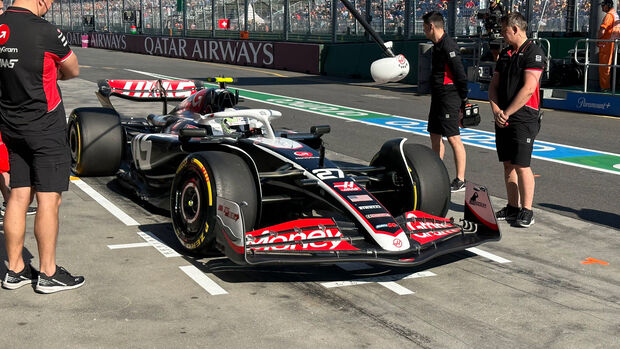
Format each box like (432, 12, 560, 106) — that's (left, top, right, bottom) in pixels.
(600, 8, 620, 41)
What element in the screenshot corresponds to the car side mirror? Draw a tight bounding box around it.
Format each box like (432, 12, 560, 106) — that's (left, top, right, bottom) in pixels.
(310, 125, 330, 137)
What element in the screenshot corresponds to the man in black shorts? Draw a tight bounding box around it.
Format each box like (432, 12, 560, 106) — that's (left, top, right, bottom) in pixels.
(0, 0, 84, 293)
(488, 13, 545, 228)
(423, 11, 469, 192)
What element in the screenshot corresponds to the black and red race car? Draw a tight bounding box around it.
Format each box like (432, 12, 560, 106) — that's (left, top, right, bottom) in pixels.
(68, 77, 500, 266)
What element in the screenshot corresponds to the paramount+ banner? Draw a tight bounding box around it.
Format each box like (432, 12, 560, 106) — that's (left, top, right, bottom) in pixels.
(66, 32, 319, 74)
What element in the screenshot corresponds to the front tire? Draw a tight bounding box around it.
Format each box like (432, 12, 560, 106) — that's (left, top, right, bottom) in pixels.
(369, 140, 450, 217)
(170, 151, 259, 253)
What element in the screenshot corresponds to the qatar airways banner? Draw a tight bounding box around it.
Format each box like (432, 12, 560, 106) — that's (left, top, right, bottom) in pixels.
(65, 32, 319, 74)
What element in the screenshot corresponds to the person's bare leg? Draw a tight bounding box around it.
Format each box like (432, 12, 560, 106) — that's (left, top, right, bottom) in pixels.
(503, 162, 519, 208)
(447, 135, 466, 181)
(430, 133, 445, 159)
(33, 192, 62, 277)
(4, 186, 32, 273)
(0, 172, 10, 202)
(515, 166, 535, 210)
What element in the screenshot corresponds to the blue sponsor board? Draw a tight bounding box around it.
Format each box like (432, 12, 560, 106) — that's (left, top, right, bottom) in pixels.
(467, 83, 620, 117)
(543, 92, 618, 116)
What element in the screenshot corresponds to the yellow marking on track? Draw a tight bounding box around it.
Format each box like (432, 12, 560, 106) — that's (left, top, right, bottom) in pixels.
(195, 60, 287, 77)
(79, 65, 92, 68)
(70, 176, 80, 181)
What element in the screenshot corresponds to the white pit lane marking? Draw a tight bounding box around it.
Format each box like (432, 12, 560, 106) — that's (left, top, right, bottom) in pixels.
(137, 231, 181, 257)
(614, 164, 620, 170)
(321, 271, 436, 295)
(179, 266, 228, 295)
(362, 94, 401, 100)
(466, 247, 512, 264)
(378, 282, 415, 295)
(71, 178, 140, 226)
(108, 242, 151, 249)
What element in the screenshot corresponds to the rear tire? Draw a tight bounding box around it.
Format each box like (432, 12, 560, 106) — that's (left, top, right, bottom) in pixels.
(170, 151, 258, 253)
(68, 108, 122, 176)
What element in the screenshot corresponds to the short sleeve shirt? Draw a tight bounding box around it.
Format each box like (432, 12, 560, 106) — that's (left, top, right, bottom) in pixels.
(431, 33, 469, 100)
(0, 7, 73, 136)
(494, 40, 546, 124)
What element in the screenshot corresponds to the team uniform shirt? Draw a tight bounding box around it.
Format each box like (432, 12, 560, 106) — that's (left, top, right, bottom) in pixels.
(494, 40, 546, 124)
(0, 7, 72, 137)
(430, 33, 469, 100)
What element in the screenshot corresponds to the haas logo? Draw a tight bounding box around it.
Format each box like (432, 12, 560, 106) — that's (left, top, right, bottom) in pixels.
(0, 24, 10, 45)
(0, 59, 18, 69)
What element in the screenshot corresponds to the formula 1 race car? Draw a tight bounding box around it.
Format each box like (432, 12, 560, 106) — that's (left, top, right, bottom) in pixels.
(68, 78, 501, 266)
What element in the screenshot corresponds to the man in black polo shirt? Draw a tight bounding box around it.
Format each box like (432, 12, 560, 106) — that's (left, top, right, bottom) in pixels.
(488, 13, 545, 228)
(0, 0, 84, 293)
(423, 11, 469, 192)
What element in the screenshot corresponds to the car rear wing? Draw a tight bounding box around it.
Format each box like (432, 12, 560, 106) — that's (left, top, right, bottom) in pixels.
(96, 79, 203, 114)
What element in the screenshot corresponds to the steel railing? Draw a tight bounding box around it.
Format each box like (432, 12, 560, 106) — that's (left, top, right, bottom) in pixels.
(574, 38, 619, 95)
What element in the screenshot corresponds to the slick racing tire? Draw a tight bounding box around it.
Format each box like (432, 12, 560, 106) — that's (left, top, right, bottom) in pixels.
(170, 151, 258, 253)
(402, 144, 451, 217)
(369, 140, 450, 218)
(68, 107, 122, 176)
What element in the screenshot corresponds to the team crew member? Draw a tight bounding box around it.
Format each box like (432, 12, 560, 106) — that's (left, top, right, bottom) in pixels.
(0, 0, 84, 293)
(598, 0, 620, 92)
(488, 13, 546, 228)
(423, 11, 469, 192)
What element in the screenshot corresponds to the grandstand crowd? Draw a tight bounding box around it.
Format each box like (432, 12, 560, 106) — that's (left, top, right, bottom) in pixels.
(51, 0, 580, 37)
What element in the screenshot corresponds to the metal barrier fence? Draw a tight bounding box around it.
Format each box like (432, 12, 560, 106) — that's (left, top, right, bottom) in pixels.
(48, 0, 586, 43)
(574, 38, 619, 95)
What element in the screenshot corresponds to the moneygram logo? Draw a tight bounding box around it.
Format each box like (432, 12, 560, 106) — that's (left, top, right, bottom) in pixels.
(0, 24, 10, 45)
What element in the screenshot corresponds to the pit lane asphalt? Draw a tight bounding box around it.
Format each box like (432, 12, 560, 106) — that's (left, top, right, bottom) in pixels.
(0, 48, 618, 348)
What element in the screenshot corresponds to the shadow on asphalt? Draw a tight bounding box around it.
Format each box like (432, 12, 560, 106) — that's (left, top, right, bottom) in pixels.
(137, 222, 474, 285)
(0, 232, 36, 275)
(539, 203, 620, 230)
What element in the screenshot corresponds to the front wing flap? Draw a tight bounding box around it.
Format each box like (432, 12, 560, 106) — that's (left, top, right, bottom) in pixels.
(215, 182, 501, 266)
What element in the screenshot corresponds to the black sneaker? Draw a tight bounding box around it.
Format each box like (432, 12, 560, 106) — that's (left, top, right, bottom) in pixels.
(496, 204, 519, 222)
(1, 202, 37, 216)
(35, 266, 85, 294)
(2, 264, 37, 290)
(515, 208, 535, 228)
(450, 178, 466, 192)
